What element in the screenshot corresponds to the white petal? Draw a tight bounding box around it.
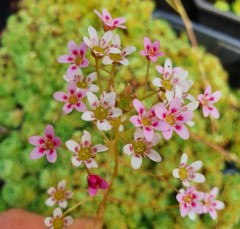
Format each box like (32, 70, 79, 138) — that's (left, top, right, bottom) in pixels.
(53, 208, 62, 217)
(215, 200, 225, 210)
(64, 216, 74, 226)
(92, 144, 108, 153)
(192, 173, 205, 183)
(165, 91, 174, 103)
(71, 156, 82, 167)
(131, 154, 142, 169)
(81, 111, 95, 121)
(123, 144, 133, 155)
(188, 211, 196, 221)
(89, 84, 99, 92)
(44, 217, 53, 227)
(97, 119, 112, 131)
(102, 56, 114, 65)
(59, 199, 68, 209)
(180, 153, 188, 165)
(112, 34, 121, 48)
(186, 121, 195, 127)
(83, 36, 92, 48)
(47, 187, 56, 195)
(175, 85, 183, 98)
(87, 91, 99, 108)
(109, 108, 122, 118)
(88, 26, 99, 45)
(123, 46, 136, 55)
(172, 169, 180, 178)
(119, 58, 129, 65)
(45, 197, 57, 207)
(134, 128, 144, 140)
(82, 130, 91, 147)
(146, 150, 162, 162)
(100, 31, 113, 48)
(190, 161, 202, 171)
(103, 92, 116, 107)
(185, 101, 199, 111)
(65, 140, 80, 153)
(85, 158, 98, 168)
(152, 78, 162, 87)
(58, 180, 66, 190)
(151, 133, 161, 146)
(109, 47, 121, 54)
(164, 58, 173, 76)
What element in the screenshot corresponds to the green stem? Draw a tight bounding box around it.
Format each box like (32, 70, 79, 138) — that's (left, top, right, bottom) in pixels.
(95, 58, 103, 94)
(144, 60, 151, 96)
(140, 88, 162, 101)
(110, 63, 116, 89)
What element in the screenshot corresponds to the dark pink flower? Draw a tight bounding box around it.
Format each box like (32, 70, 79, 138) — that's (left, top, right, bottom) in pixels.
(198, 85, 221, 119)
(53, 81, 87, 114)
(87, 174, 108, 197)
(29, 125, 61, 163)
(94, 9, 126, 31)
(57, 41, 89, 78)
(140, 37, 164, 62)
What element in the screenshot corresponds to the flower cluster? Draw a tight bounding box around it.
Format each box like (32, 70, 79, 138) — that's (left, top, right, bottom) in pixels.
(27, 8, 224, 228)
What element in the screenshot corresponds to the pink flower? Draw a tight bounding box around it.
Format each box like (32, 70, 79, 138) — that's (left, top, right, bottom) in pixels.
(29, 125, 61, 163)
(57, 41, 89, 78)
(83, 26, 112, 58)
(176, 186, 204, 220)
(172, 153, 205, 186)
(94, 8, 127, 31)
(130, 99, 168, 142)
(44, 208, 73, 229)
(65, 130, 108, 168)
(81, 91, 122, 131)
(63, 68, 99, 93)
(140, 37, 164, 62)
(155, 97, 193, 140)
(123, 128, 162, 169)
(45, 180, 73, 209)
(203, 187, 225, 220)
(198, 85, 221, 119)
(53, 81, 87, 114)
(87, 174, 108, 196)
(102, 34, 136, 66)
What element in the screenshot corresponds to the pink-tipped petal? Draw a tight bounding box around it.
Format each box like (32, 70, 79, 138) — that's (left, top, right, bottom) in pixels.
(80, 58, 89, 68)
(68, 41, 78, 55)
(65, 140, 80, 153)
(86, 91, 99, 108)
(92, 144, 108, 153)
(99, 179, 108, 189)
(175, 111, 194, 123)
(181, 153, 188, 165)
(180, 204, 188, 217)
(123, 144, 133, 155)
(44, 217, 53, 227)
(29, 147, 46, 160)
(88, 187, 97, 196)
(63, 216, 73, 226)
(143, 127, 154, 142)
(45, 125, 54, 139)
(71, 156, 82, 167)
(28, 136, 45, 146)
(63, 103, 73, 114)
(134, 128, 144, 140)
(46, 150, 57, 163)
(174, 124, 189, 140)
(162, 128, 173, 140)
(85, 158, 98, 168)
(74, 101, 87, 112)
(144, 37, 151, 50)
(155, 106, 168, 120)
(130, 116, 142, 127)
(133, 99, 146, 115)
(81, 131, 91, 147)
(169, 97, 182, 114)
(208, 106, 220, 119)
(57, 55, 73, 63)
(209, 91, 221, 103)
(67, 64, 78, 78)
(53, 92, 68, 102)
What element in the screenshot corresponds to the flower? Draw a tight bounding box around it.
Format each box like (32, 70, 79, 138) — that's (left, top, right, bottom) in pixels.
(83, 26, 112, 58)
(63, 68, 99, 93)
(45, 180, 73, 209)
(176, 186, 204, 220)
(57, 41, 89, 78)
(123, 128, 162, 169)
(155, 97, 193, 140)
(203, 187, 225, 220)
(87, 174, 108, 196)
(94, 8, 127, 31)
(152, 58, 193, 99)
(130, 99, 168, 142)
(198, 85, 221, 119)
(140, 36, 164, 62)
(53, 81, 87, 114)
(172, 153, 205, 186)
(29, 125, 61, 163)
(44, 208, 73, 229)
(102, 34, 136, 66)
(65, 130, 108, 168)
(81, 91, 122, 131)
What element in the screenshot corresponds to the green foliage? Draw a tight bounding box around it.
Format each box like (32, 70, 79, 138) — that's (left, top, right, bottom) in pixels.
(0, 0, 240, 228)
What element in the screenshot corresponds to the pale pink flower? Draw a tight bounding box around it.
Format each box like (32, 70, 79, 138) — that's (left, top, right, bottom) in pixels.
(172, 153, 205, 186)
(203, 187, 225, 220)
(102, 34, 136, 66)
(29, 125, 61, 163)
(153, 58, 193, 95)
(45, 180, 73, 209)
(65, 130, 108, 168)
(53, 81, 87, 114)
(130, 99, 168, 142)
(57, 41, 89, 78)
(140, 37, 164, 62)
(155, 97, 193, 140)
(81, 91, 122, 131)
(83, 26, 112, 58)
(44, 208, 73, 229)
(87, 174, 108, 196)
(94, 8, 127, 31)
(176, 186, 204, 220)
(63, 68, 99, 93)
(198, 85, 221, 119)
(123, 128, 162, 169)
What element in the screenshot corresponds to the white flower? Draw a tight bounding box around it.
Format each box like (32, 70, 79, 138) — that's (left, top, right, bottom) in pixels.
(65, 130, 108, 168)
(44, 208, 73, 229)
(123, 128, 162, 169)
(82, 91, 122, 131)
(172, 153, 205, 187)
(83, 26, 112, 58)
(45, 180, 73, 209)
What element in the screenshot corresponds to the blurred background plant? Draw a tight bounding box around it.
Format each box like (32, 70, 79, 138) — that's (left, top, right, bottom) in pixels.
(0, 0, 240, 228)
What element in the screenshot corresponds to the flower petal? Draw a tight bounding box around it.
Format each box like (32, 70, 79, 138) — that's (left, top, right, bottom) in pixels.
(81, 111, 95, 121)
(46, 150, 57, 163)
(215, 200, 225, 210)
(146, 150, 162, 162)
(130, 115, 141, 127)
(97, 119, 112, 131)
(208, 105, 220, 119)
(63, 103, 73, 114)
(132, 99, 145, 115)
(64, 216, 73, 226)
(169, 97, 181, 114)
(162, 128, 173, 140)
(53, 208, 62, 217)
(131, 154, 142, 169)
(57, 55, 73, 63)
(45, 197, 57, 207)
(74, 101, 87, 112)
(85, 158, 98, 168)
(172, 169, 180, 178)
(92, 144, 108, 153)
(190, 161, 202, 171)
(102, 56, 114, 65)
(88, 187, 97, 196)
(58, 180, 66, 190)
(192, 173, 205, 183)
(175, 111, 193, 123)
(45, 125, 55, 139)
(29, 147, 46, 160)
(82, 130, 91, 147)
(59, 199, 68, 209)
(28, 136, 45, 146)
(68, 41, 78, 55)
(123, 144, 133, 155)
(67, 64, 78, 78)
(174, 124, 190, 140)
(134, 128, 144, 140)
(44, 217, 53, 227)
(54, 92, 68, 102)
(103, 92, 116, 107)
(109, 108, 122, 118)
(152, 78, 162, 87)
(143, 127, 154, 142)
(71, 156, 82, 167)
(181, 153, 188, 165)
(65, 140, 80, 153)
(87, 91, 100, 108)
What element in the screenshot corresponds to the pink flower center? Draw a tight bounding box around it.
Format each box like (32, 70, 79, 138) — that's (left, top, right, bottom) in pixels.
(141, 117, 151, 126)
(179, 167, 188, 180)
(166, 114, 175, 125)
(78, 147, 91, 160)
(68, 95, 78, 104)
(77, 81, 88, 89)
(54, 190, 65, 201)
(132, 141, 146, 154)
(148, 47, 156, 56)
(94, 106, 108, 121)
(183, 194, 193, 203)
(45, 140, 55, 150)
(75, 56, 83, 66)
(162, 80, 172, 90)
(52, 218, 64, 229)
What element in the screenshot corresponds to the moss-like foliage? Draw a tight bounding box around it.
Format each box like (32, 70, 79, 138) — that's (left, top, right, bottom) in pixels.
(0, 0, 240, 228)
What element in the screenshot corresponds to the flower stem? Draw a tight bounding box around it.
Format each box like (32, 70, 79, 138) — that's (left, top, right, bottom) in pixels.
(84, 164, 91, 175)
(144, 60, 151, 96)
(140, 88, 162, 101)
(95, 58, 103, 94)
(110, 63, 116, 89)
